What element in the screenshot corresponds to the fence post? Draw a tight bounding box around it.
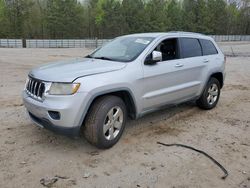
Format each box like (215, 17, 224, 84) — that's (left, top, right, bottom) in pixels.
(22, 39, 26, 48)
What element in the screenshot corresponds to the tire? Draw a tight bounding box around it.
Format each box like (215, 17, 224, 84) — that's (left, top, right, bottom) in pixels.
(83, 95, 127, 149)
(197, 77, 221, 110)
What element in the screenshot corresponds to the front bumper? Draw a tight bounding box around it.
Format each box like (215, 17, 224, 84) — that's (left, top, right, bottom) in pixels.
(22, 91, 91, 137)
(28, 112, 80, 136)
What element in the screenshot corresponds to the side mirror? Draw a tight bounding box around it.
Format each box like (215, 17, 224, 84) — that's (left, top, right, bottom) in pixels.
(145, 51, 162, 65)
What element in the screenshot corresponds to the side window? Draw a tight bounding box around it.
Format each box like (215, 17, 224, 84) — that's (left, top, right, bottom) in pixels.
(179, 38, 202, 58)
(199, 39, 218, 55)
(154, 38, 179, 61)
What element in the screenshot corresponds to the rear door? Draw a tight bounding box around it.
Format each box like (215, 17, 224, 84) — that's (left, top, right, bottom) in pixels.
(178, 37, 209, 97)
(199, 38, 220, 71)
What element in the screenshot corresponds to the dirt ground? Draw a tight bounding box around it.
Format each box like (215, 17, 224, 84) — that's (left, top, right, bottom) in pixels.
(0, 42, 249, 188)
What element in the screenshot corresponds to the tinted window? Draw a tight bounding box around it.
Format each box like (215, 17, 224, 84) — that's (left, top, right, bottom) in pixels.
(200, 39, 218, 55)
(180, 38, 202, 58)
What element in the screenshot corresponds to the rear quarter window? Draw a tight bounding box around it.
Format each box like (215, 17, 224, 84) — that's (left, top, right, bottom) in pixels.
(179, 38, 202, 58)
(199, 39, 218, 55)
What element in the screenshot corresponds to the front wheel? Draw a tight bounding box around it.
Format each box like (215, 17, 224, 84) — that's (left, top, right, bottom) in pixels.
(197, 77, 221, 110)
(83, 95, 127, 149)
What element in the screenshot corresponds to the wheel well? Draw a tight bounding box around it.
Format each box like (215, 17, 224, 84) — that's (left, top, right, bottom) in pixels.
(211, 72, 223, 88)
(88, 91, 137, 120)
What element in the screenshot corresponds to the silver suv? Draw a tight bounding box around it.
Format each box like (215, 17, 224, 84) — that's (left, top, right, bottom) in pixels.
(23, 32, 226, 148)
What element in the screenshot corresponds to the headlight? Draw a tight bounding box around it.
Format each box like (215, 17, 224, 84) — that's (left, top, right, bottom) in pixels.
(49, 83, 80, 95)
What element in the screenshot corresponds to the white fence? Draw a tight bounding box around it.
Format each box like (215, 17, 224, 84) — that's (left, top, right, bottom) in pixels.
(0, 35, 250, 48)
(210, 35, 250, 42)
(26, 39, 111, 48)
(0, 39, 23, 48)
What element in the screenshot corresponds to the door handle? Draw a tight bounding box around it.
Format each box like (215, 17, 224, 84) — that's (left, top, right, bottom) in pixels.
(175, 63, 184, 68)
(203, 59, 209, 63)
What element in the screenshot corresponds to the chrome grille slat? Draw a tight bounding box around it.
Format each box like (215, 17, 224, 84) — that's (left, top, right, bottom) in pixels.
(26, 77, 45, 101)
(30, 80, 34, 93)
(34, 82, 37, 96)
(37, 82, 41, 96)
(28, 79, 31, 91)
(32, 81, 35, 94)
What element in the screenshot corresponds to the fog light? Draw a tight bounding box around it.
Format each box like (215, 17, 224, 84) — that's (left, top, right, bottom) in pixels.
(48, 111, 61, 120)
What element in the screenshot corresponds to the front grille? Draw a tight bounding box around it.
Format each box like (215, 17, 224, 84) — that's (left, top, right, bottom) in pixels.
(26, 77, 45, 100)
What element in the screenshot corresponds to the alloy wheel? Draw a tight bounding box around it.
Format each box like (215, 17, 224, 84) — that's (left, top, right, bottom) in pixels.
(207, 83, 219, 105)
(103, 106, 124, 140)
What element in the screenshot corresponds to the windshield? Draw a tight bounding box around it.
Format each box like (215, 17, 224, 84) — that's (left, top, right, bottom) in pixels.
(88, 36, 155, 62)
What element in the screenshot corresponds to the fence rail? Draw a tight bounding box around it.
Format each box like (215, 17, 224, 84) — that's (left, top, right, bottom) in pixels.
(1, 35, 250, 48)
(26, 39, 111, 48)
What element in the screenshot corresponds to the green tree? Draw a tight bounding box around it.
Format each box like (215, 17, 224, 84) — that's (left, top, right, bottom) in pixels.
(45, 0, 84, 38)
(226, 3, 241, 34)
(207, 0, 228, 34)
(22, 0, 45, 38)
(0, 0, 10, 37)
(239, 0, 250, 34)
(182, 0, 197, 32)
(4, 0, 33, 38)
(95, 0, 124, 38)
(0, 0, 250, 39)
(145, 0, 169, 32)
(86, 0, 99, 38)
(195, 0, 211, 34)
(166, 0, 183, 31)
(121, 0, 147, 34)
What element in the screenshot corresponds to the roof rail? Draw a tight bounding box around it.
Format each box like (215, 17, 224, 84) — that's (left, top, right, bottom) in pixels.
(168, 31, 204, 35)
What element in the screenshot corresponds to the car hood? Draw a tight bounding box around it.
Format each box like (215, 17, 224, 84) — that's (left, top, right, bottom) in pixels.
(29, 58, 127, 82)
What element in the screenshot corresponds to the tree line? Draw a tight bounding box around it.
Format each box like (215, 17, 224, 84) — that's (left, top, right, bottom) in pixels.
(0, 0, 249, 39)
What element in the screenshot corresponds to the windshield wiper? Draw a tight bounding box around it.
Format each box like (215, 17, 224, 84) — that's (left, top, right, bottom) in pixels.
(92, 56, 113, 61)
(85, 55, 115, 61)
(85, 54, 93, 58)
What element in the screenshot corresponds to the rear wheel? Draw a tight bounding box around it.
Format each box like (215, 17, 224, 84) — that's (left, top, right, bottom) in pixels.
(197, 77, 221, 110)
(83, 95, 127, 149)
